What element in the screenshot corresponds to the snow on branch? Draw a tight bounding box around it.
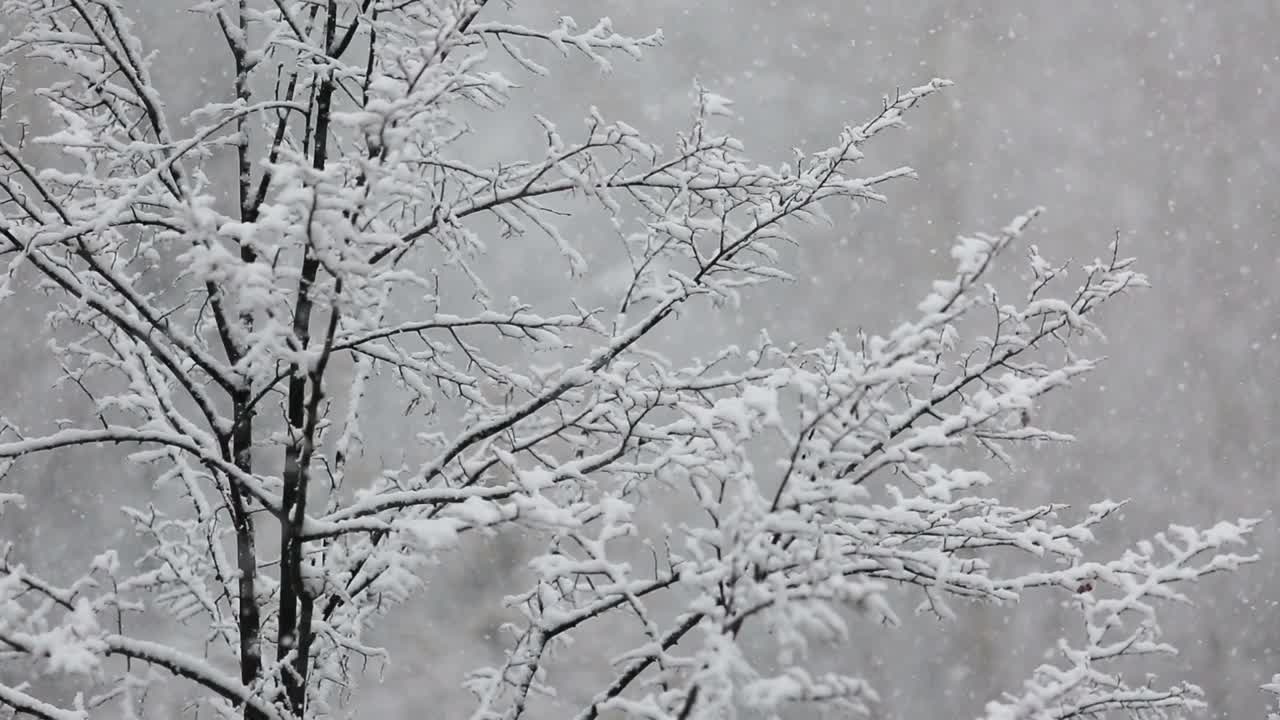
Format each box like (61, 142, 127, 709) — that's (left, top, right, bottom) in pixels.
(1266, 675, 1280, 720)
(983, 521, 1257, 720)
(0, 1, 1255, 719)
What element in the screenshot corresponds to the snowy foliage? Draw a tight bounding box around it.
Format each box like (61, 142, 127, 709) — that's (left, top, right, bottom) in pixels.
(0, 1, 1259, 719)
(1266, 675, 1280, 720)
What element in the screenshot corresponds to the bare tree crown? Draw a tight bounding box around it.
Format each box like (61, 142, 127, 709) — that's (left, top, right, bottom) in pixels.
(0, 2, 1259, 719)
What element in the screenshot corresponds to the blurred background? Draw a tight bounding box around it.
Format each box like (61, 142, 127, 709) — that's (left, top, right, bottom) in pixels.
(4, 1, 1277, 718)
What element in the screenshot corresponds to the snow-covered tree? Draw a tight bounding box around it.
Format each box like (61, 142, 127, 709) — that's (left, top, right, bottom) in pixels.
(0, 2, 1258, 719)
(1265, 676, 1280, 719)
